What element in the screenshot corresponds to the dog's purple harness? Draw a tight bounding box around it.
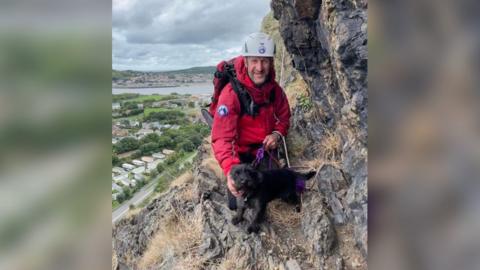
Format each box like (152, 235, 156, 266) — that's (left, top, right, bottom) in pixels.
(296, 179, 306, 193)
(253, 146, 306, 194)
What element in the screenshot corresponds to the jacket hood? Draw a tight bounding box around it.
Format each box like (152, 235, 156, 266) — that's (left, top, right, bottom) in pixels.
(233, 56, 277, 105)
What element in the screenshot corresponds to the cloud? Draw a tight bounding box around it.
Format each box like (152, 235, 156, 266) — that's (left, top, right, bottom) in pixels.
(112, 0, 270, 70)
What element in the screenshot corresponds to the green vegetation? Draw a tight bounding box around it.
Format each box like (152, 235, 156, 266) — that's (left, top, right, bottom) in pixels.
(154, 153, 195, 194)
(298, 94, 313, 112)
(144, 108, 166, 117)
(112, 154, 121, 166)
(144, 110, 188, 125)
(112, 90, 209, 210)
(115, 177, 148, 204)
(112, 200, 120, 209)
(128, 94, 178, 103)
(114, 137, 140, 154)
(113, 93, 140, 102)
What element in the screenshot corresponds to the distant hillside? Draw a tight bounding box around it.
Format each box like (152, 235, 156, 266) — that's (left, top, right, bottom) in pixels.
(112, 66, 215, 80)
(112, 70, 143, 80)
(161, 66, 216, 75)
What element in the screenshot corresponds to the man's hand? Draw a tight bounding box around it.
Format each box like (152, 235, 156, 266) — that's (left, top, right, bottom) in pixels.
(263, 132, 281, 151)
(227, 173, 242, 197)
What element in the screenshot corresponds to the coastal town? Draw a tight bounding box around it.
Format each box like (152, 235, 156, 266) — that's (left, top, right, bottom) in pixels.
(112, 67, 214, 88)
(111, 90, 211, 209)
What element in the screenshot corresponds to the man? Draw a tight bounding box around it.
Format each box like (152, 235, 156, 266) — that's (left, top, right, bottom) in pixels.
(211, 32, 291, 209)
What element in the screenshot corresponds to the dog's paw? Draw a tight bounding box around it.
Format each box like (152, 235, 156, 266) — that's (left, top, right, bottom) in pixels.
(231, 216, 243, 225)
(247, 223, 260, 234)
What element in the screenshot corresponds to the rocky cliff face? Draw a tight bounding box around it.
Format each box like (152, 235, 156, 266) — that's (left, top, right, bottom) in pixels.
(113, 143, 341, 269)
(270, 0, 368, 258)
(113, 1, 367, 269)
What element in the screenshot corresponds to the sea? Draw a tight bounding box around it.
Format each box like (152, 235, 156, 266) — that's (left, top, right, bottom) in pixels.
(112, 83, 211, 96)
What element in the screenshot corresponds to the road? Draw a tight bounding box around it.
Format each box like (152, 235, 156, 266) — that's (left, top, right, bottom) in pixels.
(112, 152, 197, 223)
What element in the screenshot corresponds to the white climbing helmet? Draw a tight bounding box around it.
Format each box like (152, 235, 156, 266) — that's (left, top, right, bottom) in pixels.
(242, 32, 275, 57)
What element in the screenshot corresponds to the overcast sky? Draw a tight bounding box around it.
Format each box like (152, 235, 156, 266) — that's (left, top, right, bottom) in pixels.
(113, 0, 271, 71)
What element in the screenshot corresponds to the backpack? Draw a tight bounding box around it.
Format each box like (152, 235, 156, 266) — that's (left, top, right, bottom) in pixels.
(201, 57, 275, 128)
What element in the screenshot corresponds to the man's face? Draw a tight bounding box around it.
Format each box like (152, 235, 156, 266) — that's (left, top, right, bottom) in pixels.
(245, 56, 272, 86)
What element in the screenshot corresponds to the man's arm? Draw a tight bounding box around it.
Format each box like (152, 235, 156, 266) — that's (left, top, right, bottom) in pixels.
(211, 88, 241, 177)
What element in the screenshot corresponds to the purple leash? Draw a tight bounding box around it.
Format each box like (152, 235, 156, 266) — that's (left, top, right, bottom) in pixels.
(252, 146, 264, 168)
(252, 146, 275, 169)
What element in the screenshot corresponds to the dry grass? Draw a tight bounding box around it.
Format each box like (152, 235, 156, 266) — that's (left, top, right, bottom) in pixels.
(216, 248, 255, 270)
(217, 255, 240, 270)
(267, 200, 303, 228)
(217, 261, 236, 270)
(170, 171, 193, 188)
(316, 129, 342, 162)
(200, 157, 224, 180)
(170, 171, 197, 202)
(286, 130, 309, 160)
(137, 206, 204, 269)
(178, 186, 196, 202)
(125, 207, 142, 220)
(112, 251, 117, 270)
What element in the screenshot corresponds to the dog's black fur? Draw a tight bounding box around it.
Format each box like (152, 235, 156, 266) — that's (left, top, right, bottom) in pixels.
(229, 164, 316, 233)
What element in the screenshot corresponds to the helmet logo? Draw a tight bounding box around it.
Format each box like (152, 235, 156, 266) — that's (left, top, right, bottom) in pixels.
(258, 43, 266, 54)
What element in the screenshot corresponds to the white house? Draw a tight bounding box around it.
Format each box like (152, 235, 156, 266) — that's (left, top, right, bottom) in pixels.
(112, 182, 122, 193)
(147, 159, 162, 171)
(150, 122, 162, 130)
(112, 167, 126, 175)
(142, 122, 162, 130)
(152, 152, 165, 160)
(135, 128, 154, 139)
(132, 166, 145, 175)
(142, 122, 152, 129)
(131, 159, 145, 166)
(113, 174, 130, 187)
(141, 156, 154, 163)
(122, 163, 135, 171)
(129, 120, 140, 127)
(134, 173, 145, 181)
(162, 149, 175, 156)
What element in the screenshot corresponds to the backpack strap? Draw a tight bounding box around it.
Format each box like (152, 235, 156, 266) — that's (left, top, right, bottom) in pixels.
(222, 63, 257, 116)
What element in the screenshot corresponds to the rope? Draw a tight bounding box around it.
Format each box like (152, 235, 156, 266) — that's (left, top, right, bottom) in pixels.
(280, 134, 291, 168)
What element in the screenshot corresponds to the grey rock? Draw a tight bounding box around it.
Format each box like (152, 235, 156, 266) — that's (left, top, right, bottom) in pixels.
(272, 0, 367, 266)
(286, 259, 302, 270)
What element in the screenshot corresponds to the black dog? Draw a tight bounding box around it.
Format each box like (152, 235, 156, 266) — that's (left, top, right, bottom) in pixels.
(229, 164, 316, 233)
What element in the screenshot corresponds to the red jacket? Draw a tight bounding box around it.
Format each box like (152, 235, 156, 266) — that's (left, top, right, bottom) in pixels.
(211, 56, 291, 176)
